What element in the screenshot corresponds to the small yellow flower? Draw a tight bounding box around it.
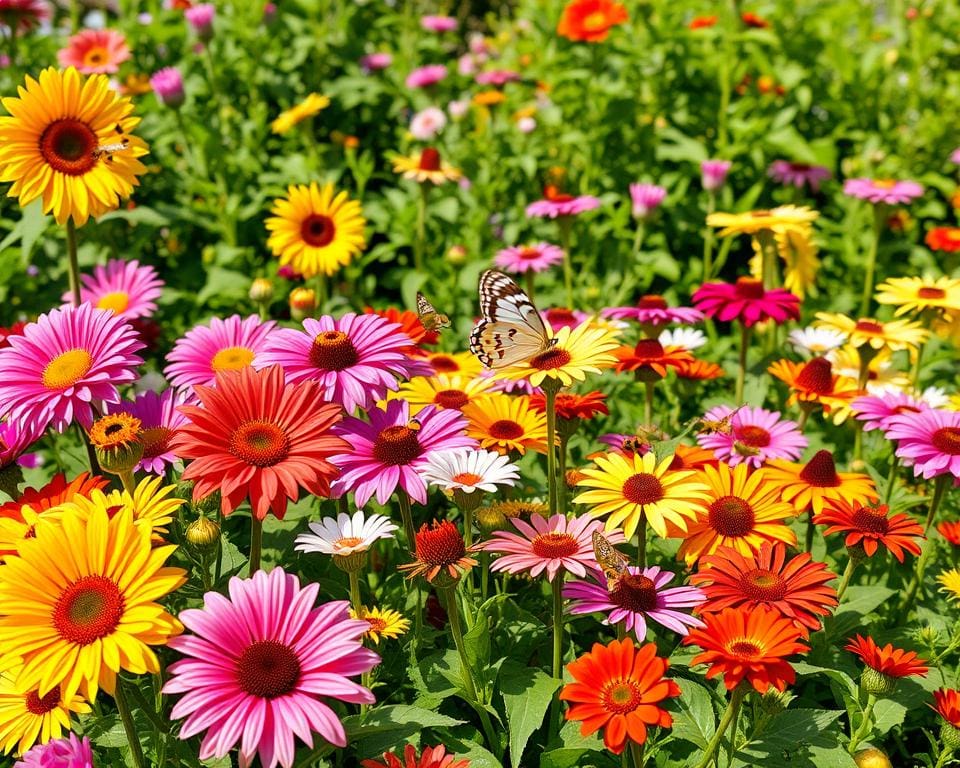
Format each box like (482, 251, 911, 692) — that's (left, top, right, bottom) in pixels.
(391, 148, 461, 185)
(707, 205, 818, 237)
(350, 605, 410, 644)
(815, 313, 929, 352)
(874, 276, 960, 317)
(937, 568, 960, 601)
(270, 93, 330, 134)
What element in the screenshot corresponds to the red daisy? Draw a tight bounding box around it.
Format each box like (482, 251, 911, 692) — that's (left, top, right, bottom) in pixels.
(937, 521, 960, 546)
(931, 689, 960, 728)
(846, 635, 928, 679)
(362, 745, 470, 768)
(614, 340, 693, 381)
(365, 306, 439, 349)
(529, 390, 608, 420)
(813, 500, 923, 562)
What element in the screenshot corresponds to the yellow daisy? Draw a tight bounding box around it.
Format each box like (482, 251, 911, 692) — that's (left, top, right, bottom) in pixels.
(393, 373, 495, 415)
(0, 67, 148, 226)
(494, 321, 620, 388)
(828, 344, 911, 395)
(424, 351, 484, 378)
(934, 312, 960, 348)
(874, 276, 960, 316)
(350, 605, 410, 645)
(937, 568, 960, 602)
(0, 505, 186, 702)
(749, 225, 820, 298)
(266, 182, 366, 278)
(270, 92, 330, 134)
(51, 475, 183, 536)
(461, 393, 548, 455)
(815, 312, 929, 352)
(391, 148, 461, 185)
(764, 450, 877, 516)
(707, 205, 818, 237)
(574, 451, 711, 539)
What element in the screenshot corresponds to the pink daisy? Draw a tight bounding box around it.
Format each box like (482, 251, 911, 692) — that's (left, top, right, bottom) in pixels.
(0, 0, 50, 32)
(64, 259, 164, 320)
(164, 568, 379, 768)
(476, 69, 521, 86)
(165, 314, 275, 390)
(697, 405, 807, 468)
(692, 277, 800, 327)
(360, 52, 392, 72)
(184, 3, 215, 38)
(405, 64, 447, 89)
(0, 417, 44, 471)
(564, 565, 706, 637)
(480, 513, 625, 582)
(481, 371, 541, 395)
(0, 304, 143, 432)
(526, 194, 600, 219)
(701, 159, 731, 192)
(843, 178, 924, 205)
(420, 14, 457, 32)
(150, 66, 185, 109)
(494, 242, 565, 274)
(767, 160, 831, 192)
(541, 307, 590, 333)
(951, 148, 960, 165)
(332, 399, 475, 506)
(629, 183, 667, 219)
(257, 313, 430, 414)
(108, 388, 191, 474)
(57, 28, 131, 74)
(14, 733, 93, 768)
(602, 295, 704, 326)
(852, 391, 930, 432)
(885, 409, 960, 482)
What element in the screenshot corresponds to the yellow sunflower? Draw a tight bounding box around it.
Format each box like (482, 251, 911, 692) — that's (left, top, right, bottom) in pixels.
(874, 276, 960, 317)
(270, 92, 330, 134)
(393, 373, 495, 415)
(0, 67, 148, 226)
(391, 148, 461, 185)
(764, 450, 877, 515)
(494, 321, 620, 388)
(461, 393, 548, 455)
(938, 569, 960, 602)
(707, 205, 818, 237)
(265, 182, 366, 278)
(815, 312, 929, 352)
(350, 605, 410, 645)
(51, 475, 183, 537)
(573, 451, 711, 539)
(0, 505, 186, 702)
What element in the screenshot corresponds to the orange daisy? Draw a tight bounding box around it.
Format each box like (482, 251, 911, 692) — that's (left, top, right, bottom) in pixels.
(814, 500, 923, 562)
(461, 393, 549, 455)
(675, 359, 725, 381)
(398, 520, 477, 587)
(557, 0, 629, 43)
(846, 635, 928, 680)
(764, 449, 877, 515)
(614, 340, 693, 381)
(937, 520, 960, 546)
(767, 356, 861, 412)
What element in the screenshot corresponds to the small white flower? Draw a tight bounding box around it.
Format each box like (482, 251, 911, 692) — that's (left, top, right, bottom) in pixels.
(788, 327, 847, 356)
(921, 386, 951, 408)
(517, 116, 537, 134)
(420, 448, 520, 493)
(294, 510, 397, 556)
(409, 106, 447, 140)
(448, 99, 469, 119)
(659, 327, 707, 351)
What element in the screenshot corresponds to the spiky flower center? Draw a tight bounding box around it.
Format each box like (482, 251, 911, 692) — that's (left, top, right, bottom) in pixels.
(734, 278, 765, 300)
(851, 504, 890, 534)
(622, 473, 665, 505)
(434, 389, 469, 409)
(600, 680, 643, 714)
(419, 148, 442, 171)
(531, 531, 578, 559)
(488, 419, 524, 440)
(709, 496, 755, 537)
(42, 348, 93, 390)
(740, 569, 787, 601)
(334, 536, 363, 550)
(799, 449, 841, 487)
(853, 319, 885, 335)
(611, 574, 658, 612)
(638, 295, 668, 310)
(932, 427, 960, 455)
(229, 420, 290, 467)
(211, 345, 255, 372)
(309, 330, 359, 371)
(366, 617, 387, 632)
(518, 246, 543, 260)
(796, 357, 834, 394)
(25, 687, 61, 715)
(918, 287, 947, 299)
(728, 639, 761, 658)
(141, 426, 173, 459)
(39, 118, 98, 175)
(300, 214, 336, 247)
(736, 425, 771, 448)
(451, 471, 484, 487)
(529, 347, 571, 370)
(372, 425, 423, 465)
(236, 640, 301, 699)
(96, 291, 130, 315)
(415, 521, 466, 565)
(53, 575, 124, 646)
(429, 355, 459, 373)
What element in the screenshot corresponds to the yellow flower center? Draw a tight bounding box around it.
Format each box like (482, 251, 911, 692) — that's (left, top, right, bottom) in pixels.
(42, 349, 93, 390)
(582, 11, 609, 31)
(96, 291, 130, 314)
(211, 345, 255, 372)
(334, 536, 364, 550)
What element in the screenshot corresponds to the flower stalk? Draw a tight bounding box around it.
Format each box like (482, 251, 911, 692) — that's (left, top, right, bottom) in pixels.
(694, 683, 747, 768)
(847, 693, 877, 754)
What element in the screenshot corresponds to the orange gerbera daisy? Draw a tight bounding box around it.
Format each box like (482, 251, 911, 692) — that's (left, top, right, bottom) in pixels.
(764, 449, 877, 515)
(683, 606, 809, 692)
(767, 356, 861, 412)
(398, 520, 477, 587)
(461, 393, 549, 455)
(557, 0, 628, 43)
(614, 340, 693, 381)
(846, 635, 928, 687)
(931, 688, 960, 728)
(529, 390, 609, 421)
(690, 542, 838, 635)
(668, 444, 718, 471)
(937, 520, 960, 546)
(675, 359, 725, 381)
(559, 638, 680, 754)
(813, 500, 923, 562)
(673, 463, 796, 566)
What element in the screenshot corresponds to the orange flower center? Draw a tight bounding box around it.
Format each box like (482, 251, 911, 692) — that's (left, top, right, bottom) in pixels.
(229, 420, 290, 467)
(366, 617, 387, 632)
(740, 569, 787, 601)
(96, 291, 130, 314)
(918, 287, 946, 299)
(799, 449, 841, 487)
(621, 473, 664, 505)
(309, 330, 359, 371)
(89, 413, 141, 450)
(531, 531, 579, 559)
(853, 319, 884, 335)
(932, 427, 960, 455)
(300, 214, 336, 247)
(529, 347, 571, 370)
(334, 536, 363, 550)
(451, 472, 484, 486)
(415, 521, 466, 565)
(53, 575, 124, 646)
(42, 348, 93, 390)
(25, 687, 61, 715)
(518, 247, 542, 260)
(488, 419, 525, 440)
(211, 345, 255, 372)
(736, 425, 771, 448)
(141, 426, 173, 459)
(638, 295, 668, 310)
(39, 118, 98, 176)
(873, 179, 897, 189)
(708, 496, 755, 537)
(851, 504, 890, 534)
(795, 357, 834, 394)
(429, 355, 459, 373)
(734, 277, 765, 300)
(728, 639, 761, 658)
(601, 680, 643, 714)
(419, 148, 442, 171)
(372, 425, 422, 465)
(83, 47, 108, 67)
(611, 573, 658, 612)
(434, 389, 469, 409)
(236, 640, 301, 699)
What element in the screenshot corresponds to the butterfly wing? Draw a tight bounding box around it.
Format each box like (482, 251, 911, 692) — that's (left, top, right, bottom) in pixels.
(591, 531, 629, 591)
(416, 291, 450, 331)
(469, 270, 552, 369)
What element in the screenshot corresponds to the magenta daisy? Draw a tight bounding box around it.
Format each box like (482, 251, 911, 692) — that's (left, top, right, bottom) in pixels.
(697, 405, 807, 468)
(852, 391, 930, 433)
(602, 295, 704, 326)
(541, 307, 591, 333)
(405, 64, 447, 88)
(65, 258, 164, 319)
(885, 409, 960, 482)
(525, 194, 600, 219)
(480, 513, 625, 582)
(494, 242, 565, 274)
(767, 161, 831, 192)
(0, 303, 143, 432)
(164, 568, 379, 768)
(701, 159, 731, 191)
(108, 388, 191, 473)
(692, 277, 800, 327)
(843, 178, 924, 205)
(15, 734, 94, 768)
(165, 314, 275, 390)
(0, 417, 43, 472)
(629, 183, 667, 219)
(475, 68, 521, 86)
(332, 399, 475, 506)
(257, 313, 430, 413)
(564, 565, 706, 637)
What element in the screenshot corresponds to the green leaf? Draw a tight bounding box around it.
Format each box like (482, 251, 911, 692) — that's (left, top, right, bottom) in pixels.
(499, 661, 562, 768)
(197, 266, 252, 305)
(463, 601, 491, 673)
(668, 678, 716, 749)
(19, 199, 48, 261)
(733, 709, 846, 766)
(872, 697, 907, 735)
(97, 205, 170, 227)
(344, 705, 463, 740)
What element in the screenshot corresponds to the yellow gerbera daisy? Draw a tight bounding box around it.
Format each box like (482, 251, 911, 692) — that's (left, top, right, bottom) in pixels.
(937, 568, 960, 602)
(461, 393, 548, 455)
(350, 605, 410, 644)
(270, 92, 330, 134)
(51, 475, 183, 536)
(749, 226, 820, 297)
(574, 451, 711, 539)
(0, 67, 148, 226)
(0, 505, 186, 702)
(393, 373, 495, 415)
(494, 321, 620, 388)
(391, 148, 461, 185)
(764, 450, 877, 516)
(707, 205, 818, 237)
(0, 661, 90, 755)
(934, 312, 960, 347)
(265, 182, 366, 278)
(815, 312, 929, 352)
(673, 463, 796, 566)
(424, 351, 484, 378)
(828, 344, 911, 395)
(874, 276, 960, 316)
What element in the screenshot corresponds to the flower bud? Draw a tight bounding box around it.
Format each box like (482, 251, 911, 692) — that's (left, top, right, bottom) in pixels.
(289, 287, 316, 321)
(88, 413, 143, 474)
(476, 505, 507, 535)
(185, 515, 221, 554)
(860, 667, 897, 697)
(149, 67, 185, 109)
(0, 463, 23, 500)
(249, 277, 274, 304)
(446, 244, 467, 265)
(853, 748, 893, 768)
(942, 723, 960, 752)
(333, 550, 369, 573)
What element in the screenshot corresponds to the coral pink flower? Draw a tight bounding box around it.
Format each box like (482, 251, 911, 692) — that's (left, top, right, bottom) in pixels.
(696, 405, 807, 468)
(692, 277, 800, 327)
(602, 295, 704, 326)
(0, 0, 50, 32)
(767, 160, 831, 192)
(108, 388, 191, 474)
(165, 568, 379, 768)
(420, 14, 457, 32)
(405, 64, 447, 89)
(885, 409, 960, 482)
(165, 314, 275, 390)
(526, 194, 600, 218)
(0, 304, 143, 432)
(480, 513, 625, 581)
(14, 733, 94, 768)
(64, 258, 163, 319)
(852, 391, 929, 432)
(494, 242, 565, 274)
(843, 178, 924, 205)
(57, 28, 130, 74)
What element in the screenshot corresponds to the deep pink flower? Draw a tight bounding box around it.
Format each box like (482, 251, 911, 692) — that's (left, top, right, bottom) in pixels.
(184, 3, 215, 38)
(526, 194, 600, 218)
(65, 259, 163, 320)
(150, 66, 184, 108)
(0, 417, 43, 471)
(14, 733, 93, 768)
(701, 159, 731, 191)
(0, 0, 49, 32)
(476, 68, 521, 86)
(108, 388, 191, 474)
(541, 307, 590, 333)
(165, 315, 276, 390)
(843, 178, 924, 205)
(421, 14, 457, 32)
(697, 405, 807, 468)
(852, 391, 930, 432)
(885, 409, 960, 482)
(405, 64, 447, 89)
(951, 148, 960, 165)
(602, 295, 704, 326)
(629, 183, 667, 219)
(768, 160, 831, 192)
(57, 28, 130, 74)
(494, 242, 565, 274)
(164, 568, 379, 768)
(332, 399, 475, 506)
(692, 277, 800, 327)
(360, 52, 392, 72)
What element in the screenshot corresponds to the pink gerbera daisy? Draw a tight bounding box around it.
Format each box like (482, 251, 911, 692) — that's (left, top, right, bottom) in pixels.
(885, 409, 960, 482)
(480, 513, 625, 582)
(0, 417, 43, 472)
(165, 314, 275, 390)
(57, 28, 131, 74)
(767, 161, 831, 192)
(14, 733, 94, 768)
(0, 0, 49, 32)
(475, 68, 521, 86)
(628, 183, 667, 219)
(541, 307, 590, 333)
(164, 568, 379, 768)
(257, 313, 430, 413)
(843, 178, 924, 205)
(602, 295, 704, 326)
(852, 391, 930, 432)
(692, 277, 800, 327)
(0, 304, 143, 432)
(405, 64, 447, 89)
(564, 565, 705, 637)
(494, 242, 565, 274)
(420, 14, 457, 32)
(526, 193, 600, 219)
(332, 399, 475, 507)
(697, 405, 807, 468)
(108, 388, 190, 474)
(64, 259, 164, 319)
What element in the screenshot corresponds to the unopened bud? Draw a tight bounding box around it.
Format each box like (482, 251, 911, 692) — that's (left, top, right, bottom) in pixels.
(89, 414, 143, 474)
(333, 550, 369, 573)
(476, 505, 507, 535)
(289, 287, 316, 321)
(185, 515, 220, 553)
(446, 244, 467, 265)
(861, 667, 897, 697)
(249, 278, 274, 304)
(941, 723, 960, 752)
(853, 748, 893, 768)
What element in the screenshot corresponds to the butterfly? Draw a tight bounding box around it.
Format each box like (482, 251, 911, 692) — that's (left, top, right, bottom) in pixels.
(469, 270, 556, 368)
(416, 292, 450, 331)
(591, 530, 629, 592)
(696, 405, 744, 436)
(406, 418, 422, 432)
(92, 124, 129, 163)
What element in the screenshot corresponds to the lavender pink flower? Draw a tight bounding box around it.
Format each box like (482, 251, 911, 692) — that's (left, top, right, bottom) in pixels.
(150, 67, 184, 109)
(843, 178, 924, 205)
(852, 391, 930, 432)
(525, 194, 600, 219)
(701, 159, 731, 192)
(494, 242, 565, 274)
(602, 295, 703, 326)
(108, 388, 191, 474)
(767, 160, 831, 192)
(692, 277, 800, 327)
(696, 405, 807, 468)
(884, 409, 960, 482)
(165, 314, 276, 390)
(629, 183, 667, 219)
(476, 69, 521, 86)
(15, 733, 94, 768)
(405, 64, 447, 89)
(420, 15, 457, 32)
(360, 52, 392, 72)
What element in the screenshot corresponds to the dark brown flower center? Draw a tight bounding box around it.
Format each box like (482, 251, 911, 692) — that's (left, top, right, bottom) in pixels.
(637, 295, 668, 310)
(851, 504, 890, 534)
(529, 347, 570, 370)
(308, 330, 359, 371)
(53, 575, 124, 646)
(708, 496, 755, 536)
(796, 357, 834, 394)
(799, 449, 841, 487)
(932, 427, 960, 456)
(39, 119, 98, 176)
(740, 569, 787, 601)
(372, 425, 422, 465)
(300, 214, 336, 247)
(419, 147, 441, 171)
(141, 426, 173, 459)
(434, 389, 469, 409)
(488, 419, 525, 440)
(229, 421, 290, 467)
(736, 425, 771, 448)
(621, 473, 664, 505)
(611, 573, 658, 612)
(531, 531, 579, 559)
(236, 640, 301, 699)
(734, 278, 765, 300)
(25, 687, 61, 715)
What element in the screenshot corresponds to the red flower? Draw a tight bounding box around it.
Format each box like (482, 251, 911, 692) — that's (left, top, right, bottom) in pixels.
(557, 0, 628, 42)
(689, 14, 718, 29)
(931, 689, 960, 728)
(0, 321, 27, 350)
(529, 391, 608, 420)
(614, 339, 693, 381)
(362, 744, 470, 768)
(926, 227, 960, 253)
(846, 635, 928, 679)
(937, 520, 960, 546)
(813, 500, 923, 562)
(365, 306, 439, 348)
(398, 520, 477, 585)
(741, 11, 769, 27)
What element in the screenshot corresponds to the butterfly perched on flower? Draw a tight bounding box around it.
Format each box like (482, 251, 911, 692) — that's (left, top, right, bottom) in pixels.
(469, 270, 556, 368)
(592, 530, 629, 591)
(696, 405, 744, 436)
(416, 292, 450, 332)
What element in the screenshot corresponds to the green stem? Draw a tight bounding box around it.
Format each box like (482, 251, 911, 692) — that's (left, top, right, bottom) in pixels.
(398, 491, 417, 552)
(558, 434, 570, 516)
(349, 571, 362, 611)
(118, 468, 136, 496)
(631, 221, 646, 261)
(848, 694, 877, 754)
(414, 184, 428, 273)
(703, 193, 716, 280)
(859, 206, 884, 318)
(853, 423, 864, 464)
(552, 574, 565, 679)
(735, 322, 750, 404)
(925, 474, 951, 534)
(629, 741, 645, 768)
(694, 685, 747, 768)
(637, 513, 647, 569)
(835, 557, 857, 603)
(898, 479, 950, 617)
(545, 386, 559, 518)
(480, 551, 490, 602)
(644, 381, 654, 426)
(213, 507, 224, 584)
(805, 509, 816, 554)
(911, 339, 927, 393)
(114, 679, 146, 768)
(248, 516, 263, 574)
(525, 270, 536, 303)
(884, 455, 899, 505)
(66, 219, 81, 306)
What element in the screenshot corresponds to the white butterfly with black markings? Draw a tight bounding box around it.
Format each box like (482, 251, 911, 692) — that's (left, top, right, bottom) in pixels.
(469, 270, 556, 368)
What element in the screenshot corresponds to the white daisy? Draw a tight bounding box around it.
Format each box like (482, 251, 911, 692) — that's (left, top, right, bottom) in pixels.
(294, 510, 398, 556)
(921, 386, 951, 409)
(788, 327, 847, 356)
(658, 327, 707, 351)
(420, 448, 520, 494)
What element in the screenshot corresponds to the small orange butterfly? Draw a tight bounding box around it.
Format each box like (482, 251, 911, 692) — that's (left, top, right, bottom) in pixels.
(406, 418, 422, 432)
(592, 531, 629, 592)
(416, 292, 451, 332)
(697, 405, 745, 436)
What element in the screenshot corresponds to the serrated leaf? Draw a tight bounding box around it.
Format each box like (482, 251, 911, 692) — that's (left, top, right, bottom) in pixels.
(872, 697, 907, 735)
(344, 705, 464, 739)
(733, 709, 845, 766)
(499, 661, 561, 768)
(668, 678, 716, 749)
